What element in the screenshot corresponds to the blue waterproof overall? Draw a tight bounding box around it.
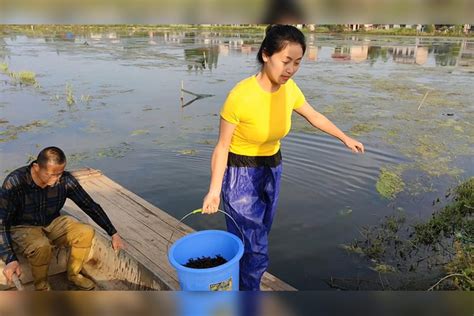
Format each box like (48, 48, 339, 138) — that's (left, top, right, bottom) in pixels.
(222, 150, 282, 291)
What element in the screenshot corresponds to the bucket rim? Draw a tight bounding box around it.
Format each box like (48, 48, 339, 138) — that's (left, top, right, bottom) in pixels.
(168, 230, 244, 274)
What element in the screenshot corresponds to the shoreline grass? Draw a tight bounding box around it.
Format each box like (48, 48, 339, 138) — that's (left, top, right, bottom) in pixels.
(1, 24, 472, 38)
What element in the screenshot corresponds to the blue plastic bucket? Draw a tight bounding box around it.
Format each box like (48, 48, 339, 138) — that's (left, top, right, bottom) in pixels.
(168, 230, 244, 291)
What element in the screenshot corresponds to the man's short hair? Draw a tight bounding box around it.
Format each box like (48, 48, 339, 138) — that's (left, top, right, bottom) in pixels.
(36, 147, 66, 168)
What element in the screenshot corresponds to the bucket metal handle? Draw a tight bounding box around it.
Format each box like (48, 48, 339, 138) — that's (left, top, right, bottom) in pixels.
(167, 208, 245, 252)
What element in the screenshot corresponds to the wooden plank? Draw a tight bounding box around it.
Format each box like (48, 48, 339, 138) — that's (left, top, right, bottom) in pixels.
(71, 168, 103, 180)
(69, 168, 296, 291)
(66, 173, 188, 289)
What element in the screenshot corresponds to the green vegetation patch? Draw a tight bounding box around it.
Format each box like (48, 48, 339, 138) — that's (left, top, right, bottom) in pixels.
(0, 120, 49, 143)
(11, 71, 37, 85)
(66, 83, 75, 105)
(376, 168, 405, 199)
(0, 62, 8, 73)
(349, 123, 377, 136)
(346, 178, 473, 290)
(370, 263, 397, 273)
(130, 129, 149, 136)
(96, 142, 132, 158)
(178, 149, 198, 156)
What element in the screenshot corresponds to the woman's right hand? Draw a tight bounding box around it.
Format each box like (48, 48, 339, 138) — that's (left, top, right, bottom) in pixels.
(202, 191, 220, 214)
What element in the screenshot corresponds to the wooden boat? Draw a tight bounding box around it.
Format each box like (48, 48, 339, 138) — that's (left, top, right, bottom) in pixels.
(0, 168, 296, 291)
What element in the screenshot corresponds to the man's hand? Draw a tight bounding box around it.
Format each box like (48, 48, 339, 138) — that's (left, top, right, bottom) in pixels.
(3, 260, 21, 285)
(111, 233, 125, 252)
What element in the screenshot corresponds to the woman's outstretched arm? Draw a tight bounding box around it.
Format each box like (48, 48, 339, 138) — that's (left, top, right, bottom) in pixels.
(294, 102, 365, 153)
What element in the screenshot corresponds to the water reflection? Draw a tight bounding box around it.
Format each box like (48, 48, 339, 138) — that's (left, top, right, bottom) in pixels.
(319, 39, 472, 68)
(391, 46, 428, 65)
(308, 34, 471, 68)
(184, 46, 219, 71)
(7, 29, 472, 70)
(0, 37, 9, 60)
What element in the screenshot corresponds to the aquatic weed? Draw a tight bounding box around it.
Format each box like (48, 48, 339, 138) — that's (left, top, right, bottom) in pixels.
(66, 83, 75, 105)
(0, 62, 8, 73)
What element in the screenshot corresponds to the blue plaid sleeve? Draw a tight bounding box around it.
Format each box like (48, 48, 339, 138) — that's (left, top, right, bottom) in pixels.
(0, 187, 18, 264)
(65, 174, 117, 236)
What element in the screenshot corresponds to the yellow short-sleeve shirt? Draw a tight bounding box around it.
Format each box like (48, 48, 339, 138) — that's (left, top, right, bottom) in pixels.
(220, 75, 306, 156)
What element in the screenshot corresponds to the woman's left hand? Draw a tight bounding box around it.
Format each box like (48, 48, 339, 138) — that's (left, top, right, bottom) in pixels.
(343, 136, 365, 153)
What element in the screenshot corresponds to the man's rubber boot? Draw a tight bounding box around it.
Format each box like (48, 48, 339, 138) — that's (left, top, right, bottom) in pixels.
(30, 264, 51, 291)
(67, 246, 95, 290)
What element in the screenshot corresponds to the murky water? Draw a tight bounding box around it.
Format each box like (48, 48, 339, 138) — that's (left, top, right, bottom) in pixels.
(1, 29, 473, 290)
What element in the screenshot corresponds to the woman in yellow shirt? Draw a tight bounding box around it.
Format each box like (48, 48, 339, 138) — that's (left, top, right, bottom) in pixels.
(202, 25, 364, 291)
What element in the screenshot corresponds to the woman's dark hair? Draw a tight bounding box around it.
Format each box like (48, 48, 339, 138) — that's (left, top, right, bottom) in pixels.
(257, 24, 306, 65)
(37, 146, 66, 167)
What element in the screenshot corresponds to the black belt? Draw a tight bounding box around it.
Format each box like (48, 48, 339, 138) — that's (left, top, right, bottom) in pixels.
(227, 150, 282, 168)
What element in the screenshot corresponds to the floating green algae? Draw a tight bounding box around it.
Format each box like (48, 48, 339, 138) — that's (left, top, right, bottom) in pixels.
(339, 244, 364, 254)
(320, 104, 336, 115)
(67, 143, 133, 167)
(376, 168, 405, 199)
(25, 154, 36, 164)
(196, 139, 216, 145)
(338, 208, 353, 216)
(67, 152, 91, 165)
(96, 142, 132, 158)
(0, 62, 8, 73)
(348, 123, 377, 136)
(370, 263, 397, 273)
(130, 129, 149, 136)
(178, 149, 198, 156)
(0, 120, 49, 143)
